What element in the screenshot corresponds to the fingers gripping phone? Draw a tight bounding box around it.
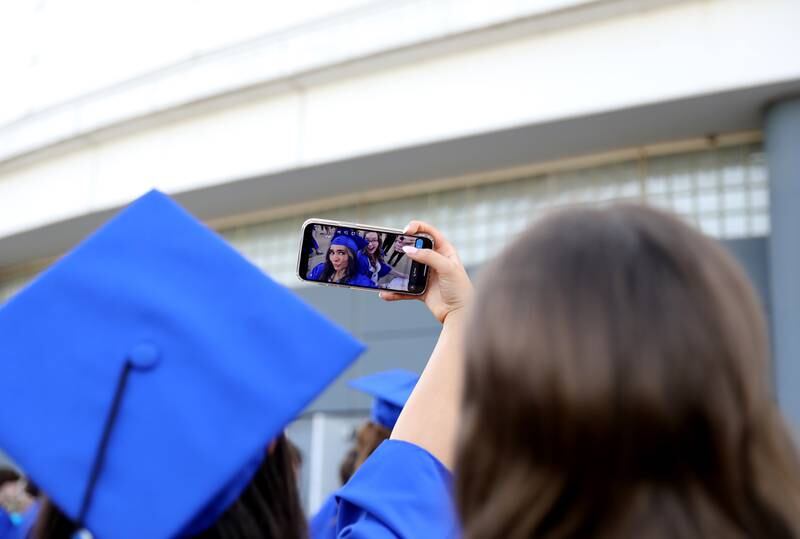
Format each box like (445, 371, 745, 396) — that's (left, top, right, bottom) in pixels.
(297, 219, 433, 295)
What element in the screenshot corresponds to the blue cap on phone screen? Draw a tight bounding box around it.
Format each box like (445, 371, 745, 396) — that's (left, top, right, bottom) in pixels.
(0, 190, 365, 539)
(331, 234, 360, 255)
(348, 369, 420, 430)
(334, 228, 368, 250)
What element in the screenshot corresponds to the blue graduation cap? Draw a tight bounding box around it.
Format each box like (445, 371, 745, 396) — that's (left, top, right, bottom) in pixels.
(0, 190, 364, 539)
(330, 235, 360, 255)
(333, 228, 368, 251)
(348, 370, 419, 430)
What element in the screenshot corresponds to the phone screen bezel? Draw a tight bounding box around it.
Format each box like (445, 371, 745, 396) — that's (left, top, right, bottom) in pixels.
(297, 219, 433, 295)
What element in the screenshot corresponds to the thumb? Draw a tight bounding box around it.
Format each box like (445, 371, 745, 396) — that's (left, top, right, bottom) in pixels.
(402, 246, 453, 274)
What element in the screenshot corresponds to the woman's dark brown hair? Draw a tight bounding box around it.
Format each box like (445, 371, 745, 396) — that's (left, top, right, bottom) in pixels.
(33, 435, 307, 539)
(339, 447, 358, 485)
(337, 420, 392, 486)
(0, 468, 21, 487)
(353, 421, 392, 473)
(457, 205, 800, 538)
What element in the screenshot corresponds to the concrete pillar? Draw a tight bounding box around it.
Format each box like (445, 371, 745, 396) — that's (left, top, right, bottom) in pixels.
(765, 97, 800, 427)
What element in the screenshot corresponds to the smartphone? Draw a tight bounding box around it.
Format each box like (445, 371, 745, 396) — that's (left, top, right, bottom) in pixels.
(297, 219, 433, 295)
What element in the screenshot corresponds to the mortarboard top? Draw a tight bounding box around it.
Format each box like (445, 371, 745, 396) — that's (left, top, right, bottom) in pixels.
(0, 190, 364, 539)
(333, 228, 368, 251)
(330, 235, 360, 255)
(348, 370, 419, 430)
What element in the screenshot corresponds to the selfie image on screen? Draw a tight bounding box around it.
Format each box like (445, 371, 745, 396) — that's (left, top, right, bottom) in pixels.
(304, 225, 425, 293)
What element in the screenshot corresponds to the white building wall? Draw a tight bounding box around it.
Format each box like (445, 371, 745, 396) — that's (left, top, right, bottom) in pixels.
(0, 0, 798, 245)
(0, 138, 768, 299)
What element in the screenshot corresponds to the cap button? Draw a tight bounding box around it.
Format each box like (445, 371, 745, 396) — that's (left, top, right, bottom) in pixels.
(128, 342, 161, 370)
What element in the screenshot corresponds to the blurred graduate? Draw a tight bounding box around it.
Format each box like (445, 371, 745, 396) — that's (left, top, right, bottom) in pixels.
(309, 370, 419, 539)
(0, 191, 460, 538)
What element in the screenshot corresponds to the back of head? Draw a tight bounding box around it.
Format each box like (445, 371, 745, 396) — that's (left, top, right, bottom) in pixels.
(341, 369, 419, 484)
(33, 436, 307, 539)
(353, 421, 392, 472)
(457, 205, 800, 539)
(338, 420, 393, 486)
(0, 468, 20, 487)
(192, 435, 307, 539)
(339, 447, 359, 485)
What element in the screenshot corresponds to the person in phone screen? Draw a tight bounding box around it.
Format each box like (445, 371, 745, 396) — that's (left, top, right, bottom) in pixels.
(308, 236, 374, 287)
(387, 236, 415, 266)
(359, 232, 392, 286)
(359, 231, 409, 287)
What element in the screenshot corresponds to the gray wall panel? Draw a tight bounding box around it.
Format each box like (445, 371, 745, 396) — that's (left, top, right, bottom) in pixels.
(302, 283, 440, 413)
(722, 237, 770, 313)
(352, 292, 439, 334)
(295, 285, 359, 331)
(766, 99, 800, 426)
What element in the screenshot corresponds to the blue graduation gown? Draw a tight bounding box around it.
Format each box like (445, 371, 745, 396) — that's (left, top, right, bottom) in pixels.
(308, 263, 376, 288)
(0, 508, 12, 539)
(335, 440, 460, 538)
(357, 253, 391, 284)
(0, 502, 39, 539)
(309, 494, 338, 539)
(308, 262, 326, 281)
(342, 273, 374, 288)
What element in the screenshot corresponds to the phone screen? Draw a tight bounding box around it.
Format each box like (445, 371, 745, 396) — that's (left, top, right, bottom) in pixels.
(298, 223, 432, 294)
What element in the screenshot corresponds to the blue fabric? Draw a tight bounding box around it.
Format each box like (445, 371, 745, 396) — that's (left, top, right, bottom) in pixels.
(371, 400, 403, 431)
(334, 229, 368, 251)
(335, 440, 460, 538)
(308, 262, 326, 281)
(330, 235, 359, 254)
(348, 370, 419, 409)
(0, 190, 365, 539)
(357, 253, 369, 277)
(346, 273, 376, 288)
(308, 262, 375, 288)
(0, 502, 39, 539)
(309, 494, 339, 539)
(357, 254, 391, 284)
(181, 451, 263, 535)
(0, 507, 12, 538)
(348, 370, 419, 430)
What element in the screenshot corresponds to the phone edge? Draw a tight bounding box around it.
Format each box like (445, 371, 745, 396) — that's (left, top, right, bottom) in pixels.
(295, 218, 433, 296)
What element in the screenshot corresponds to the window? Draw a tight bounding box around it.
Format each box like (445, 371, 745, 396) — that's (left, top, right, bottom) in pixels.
(220, 143, 768, 283)
(0, 143, 769, 298)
